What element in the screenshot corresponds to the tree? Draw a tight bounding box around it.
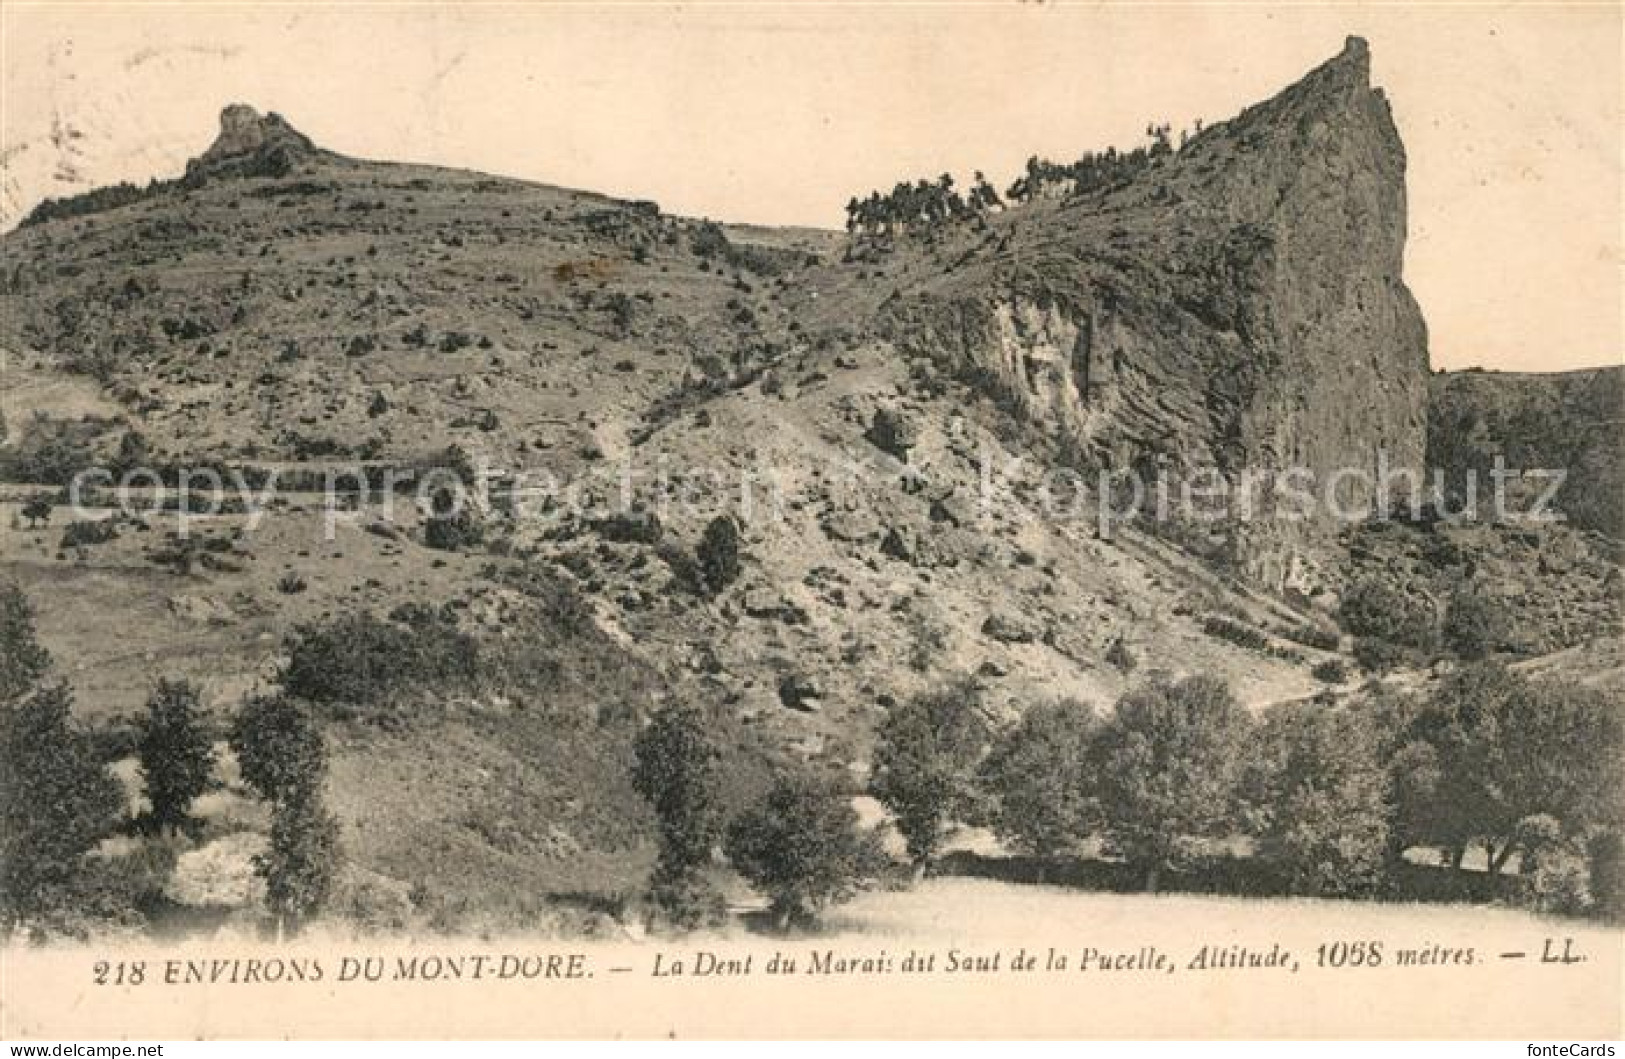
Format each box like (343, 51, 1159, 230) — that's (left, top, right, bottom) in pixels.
(870, 678, 990, 872)
(725, 770, 879, 929)
(229, 694, 339, 934)
(697, 515, 741, 596)
(21, 496, 52, 529)
(631, 703, 725, 928)
(256, 793, 340, 930)
(1394, 663, 1623, 875)
(1245, 701, 1391, 896)
(978, 698, 1100, 868)
(0, 581, 51, 706)
(137, 679, 215, 831)
(1, 684, 124, 927)
(228, 695, 327, 805)
(1094, 676, 1252, 891)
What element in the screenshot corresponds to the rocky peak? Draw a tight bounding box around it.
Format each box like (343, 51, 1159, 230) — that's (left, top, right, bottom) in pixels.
(185, 104, 318, 181)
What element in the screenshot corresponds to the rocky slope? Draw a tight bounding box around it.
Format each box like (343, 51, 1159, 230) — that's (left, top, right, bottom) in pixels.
(1428, 366, 1623, 538)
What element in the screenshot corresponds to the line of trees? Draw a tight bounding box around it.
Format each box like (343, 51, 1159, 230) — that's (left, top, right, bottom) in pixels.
(845, 172, 1002, 238)
(632, 659, 1621, 934)
(870, 668, 1622, 916)
(845, 121, 1199, 241)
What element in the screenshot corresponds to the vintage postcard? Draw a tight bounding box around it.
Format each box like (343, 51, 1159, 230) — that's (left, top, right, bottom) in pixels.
(0, 1, 1620, 1041)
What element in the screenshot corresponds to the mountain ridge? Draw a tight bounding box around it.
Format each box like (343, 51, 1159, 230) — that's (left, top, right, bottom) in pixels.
(3, 40, 1617, 913)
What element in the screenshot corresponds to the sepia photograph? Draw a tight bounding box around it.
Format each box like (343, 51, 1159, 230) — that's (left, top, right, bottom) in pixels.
(0, 0, 1620, 1043)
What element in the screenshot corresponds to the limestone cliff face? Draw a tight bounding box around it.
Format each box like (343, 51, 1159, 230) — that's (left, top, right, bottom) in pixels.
(881, 38, 1429, 593)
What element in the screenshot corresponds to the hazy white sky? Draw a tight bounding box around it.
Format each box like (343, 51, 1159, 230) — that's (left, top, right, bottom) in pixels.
(2, 2, 1619, 373)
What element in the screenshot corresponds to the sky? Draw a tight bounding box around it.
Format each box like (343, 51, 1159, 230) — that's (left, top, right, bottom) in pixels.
(2, 2, 1620, 373)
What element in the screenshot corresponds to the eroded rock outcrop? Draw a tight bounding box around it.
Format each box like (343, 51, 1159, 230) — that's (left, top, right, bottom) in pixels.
(185, 104, 320, 182)
(881, 38, 1429, 593)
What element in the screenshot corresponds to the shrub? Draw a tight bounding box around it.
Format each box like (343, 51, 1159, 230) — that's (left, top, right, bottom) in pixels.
(697, 515, 741, 595)
(1310, 658, 1347, 684)
(1516, 816, 1592, 916)
(2, 414, 107, 487)
(871, 678, 990, 870)
(1284, 621, 1341, 652)
(655, 540, 705, 595)
(20, 497, 53, 528)
(137, 679, 215, 831)
(423, 488, 485, 552)
(1201, 615, 1268, 651)
(592, 511, 663, 545)
(1338, 578, 1437, 651)
(60, 519, 119, 549)
(1352, 637, 1407, 673)
(725, 771, 880, 928)
(1441, 589, 1508, 661)
(281, 610, 479, 707)
(1587, 831, 1623, 921)
(1095, 676, 1252, 891)
(1104, 638, 1136, 674)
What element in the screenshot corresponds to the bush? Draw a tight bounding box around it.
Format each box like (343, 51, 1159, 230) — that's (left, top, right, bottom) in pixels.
(697, 515, 741, 595)
(1441, 589, 1508, 661)
(257, 792, 340, 932)
(1282, 621, 1342, 652)
(591, 511, 663, 545)
(423, 488, 485, 552)
(871, 678, 990, 870)
(1, 581, 51, 706)
(60, 519, 120, 549)
(1587, 831, 1623, 921)
(725, 771, 880, 928)
(281, 610, 479, 706)
(1310, 658, 1347, 684)
(1, 414, 108, 487)
(655, 540, 705, 595)
(1104, 638, 1136, 674)
(1517, 817, 1592, 916)
(1338, 578, 1437, 651)
(644, 862, 726, 932)
(1201, 615, 1268, 651)
(1352, 637, 1407, 673)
